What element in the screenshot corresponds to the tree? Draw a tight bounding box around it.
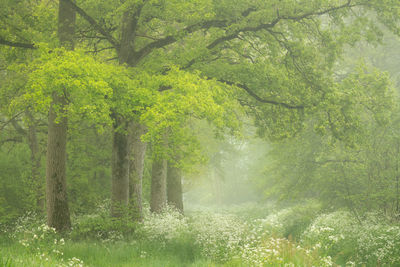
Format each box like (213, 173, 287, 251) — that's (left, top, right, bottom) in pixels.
(44, 0, 77, 231)
(256, 63, 399, 219)
(2, 0, 400, 222)
(167, 160, 184, 213)
(129, 121, 147, 220)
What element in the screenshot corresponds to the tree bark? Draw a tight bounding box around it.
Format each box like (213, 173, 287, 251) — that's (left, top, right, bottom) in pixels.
(111, 3, 146, 219)
(167, 163, 183, 213)
(58, 0, 76, 50)
(45, 0, 75, 231)
(111, 118, 130, 217)
(26, 112, 44, 212)
(129, 121, 147, 220)
(150, 156, 167, 213)
(46, 92, 71, 231)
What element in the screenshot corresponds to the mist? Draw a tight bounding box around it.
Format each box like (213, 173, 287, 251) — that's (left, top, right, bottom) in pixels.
(1, 1, 400, 266)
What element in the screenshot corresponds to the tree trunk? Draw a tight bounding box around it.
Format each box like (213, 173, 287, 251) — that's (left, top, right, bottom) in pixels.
(46, 92, 71, 231)
(110, 5, 141, 217)
(45, 0, 75, 231)
(129, 121, 147, 220)
(111, 118, 130, 217)
(167, 163, 183, 213)
(26, 112, 44, 212)
(150, 157, 167, 213)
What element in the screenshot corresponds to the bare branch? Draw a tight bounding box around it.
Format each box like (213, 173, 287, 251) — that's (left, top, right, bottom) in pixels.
(0, 112, 25, 132)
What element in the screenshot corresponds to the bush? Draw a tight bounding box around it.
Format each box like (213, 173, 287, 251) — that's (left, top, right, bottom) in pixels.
(301, 210, 400, 266)
(70, 214, 137, 242)
(259, 201, 321, 239)
(189, 212, 246, 262)
(139, 206, 189, 243)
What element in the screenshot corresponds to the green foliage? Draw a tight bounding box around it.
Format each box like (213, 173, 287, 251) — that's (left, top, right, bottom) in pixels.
(0, 144, 34, 224)
(69, 200, 137, 242)
(70, 214, 136, 242)
(9, 49, 115, 129)
(315, 64, 394, 145)
(2, 1, 400, 266)
(67, 127, 111, 214)
(140, 66, 241, 168)
(254, 62, 399, 218)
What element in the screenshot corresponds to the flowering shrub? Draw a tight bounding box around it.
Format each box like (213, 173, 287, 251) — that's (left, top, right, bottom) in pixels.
(301, 210, 400, 266)
(240, 236, 334, 267)
(260, 201, 321, 239)
(139, 205, 189, 244)
(301, 211, 357, 255)
(5, 212, 85, 267)
(356, 222, 400, 265)
(260, 208, 293, 235)
(8, 212, 63, 257)
(190, 212, 246, 262)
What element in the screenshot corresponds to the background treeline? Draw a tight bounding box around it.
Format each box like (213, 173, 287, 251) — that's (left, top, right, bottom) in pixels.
(255, 32, 400, 221)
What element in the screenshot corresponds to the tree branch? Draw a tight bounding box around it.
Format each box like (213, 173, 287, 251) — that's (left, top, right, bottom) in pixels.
(208, 0, 353, 50)
(313, 159, 362, 165)
(0, 112, 25, 132)
(61, 0, 119, 48)
(281, 0, 353, 21)
(0, 137, 23, 147)
(0, 36, 35, 49)
(207, 18, 281, 49)
(220, 79, 304, 109)
(131, 19, 227, 65)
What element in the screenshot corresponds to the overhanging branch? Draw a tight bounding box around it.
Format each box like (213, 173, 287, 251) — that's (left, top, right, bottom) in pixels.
(0, 36, 35, 49)
(220, 79, 304, 110)
(208, 0, 353, 50)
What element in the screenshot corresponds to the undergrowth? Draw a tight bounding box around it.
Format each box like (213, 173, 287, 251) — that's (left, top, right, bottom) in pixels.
(1, 201, 400, 266)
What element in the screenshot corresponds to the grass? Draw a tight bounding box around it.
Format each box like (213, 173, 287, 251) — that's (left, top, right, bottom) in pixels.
(0, 236, 330, 267)
(0, 237, 242, 267)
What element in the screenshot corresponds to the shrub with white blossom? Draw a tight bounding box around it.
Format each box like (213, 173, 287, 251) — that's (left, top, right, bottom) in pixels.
(7, 212, 85, 267)
(140, 205, 190, 244)
(301, 210, 400, 266)
(189, 212, 247, 262)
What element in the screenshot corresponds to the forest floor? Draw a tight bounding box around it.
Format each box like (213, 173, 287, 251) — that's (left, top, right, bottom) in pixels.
(1, 202, 399, 266)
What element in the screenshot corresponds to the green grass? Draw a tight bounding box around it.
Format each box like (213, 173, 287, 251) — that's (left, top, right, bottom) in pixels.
(0, 238, 244, 267)
(0, 236, 333, 267)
